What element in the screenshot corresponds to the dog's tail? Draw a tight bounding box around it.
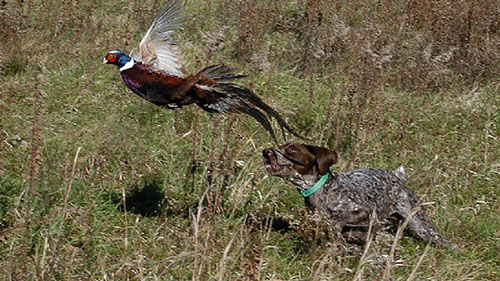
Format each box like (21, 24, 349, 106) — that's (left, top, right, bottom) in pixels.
(393, 165, 405, 181)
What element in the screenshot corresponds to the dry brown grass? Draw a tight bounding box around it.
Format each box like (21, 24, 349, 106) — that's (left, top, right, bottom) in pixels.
(0, 0, 499, 280)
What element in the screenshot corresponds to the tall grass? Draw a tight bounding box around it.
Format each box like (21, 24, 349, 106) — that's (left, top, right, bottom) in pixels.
(1, 0, 499, 280)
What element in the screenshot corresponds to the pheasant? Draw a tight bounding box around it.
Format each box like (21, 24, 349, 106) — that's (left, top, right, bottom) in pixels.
(103, 1, 303, 142)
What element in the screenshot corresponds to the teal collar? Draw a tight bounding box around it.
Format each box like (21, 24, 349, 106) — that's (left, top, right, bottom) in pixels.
(299, 173, 329, 198)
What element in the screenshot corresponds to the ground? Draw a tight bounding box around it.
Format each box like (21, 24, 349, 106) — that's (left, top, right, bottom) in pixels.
(0, 0, 499, 280)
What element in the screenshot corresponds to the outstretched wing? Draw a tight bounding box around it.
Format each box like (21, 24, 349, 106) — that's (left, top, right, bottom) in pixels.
(132, 1, 185, 76)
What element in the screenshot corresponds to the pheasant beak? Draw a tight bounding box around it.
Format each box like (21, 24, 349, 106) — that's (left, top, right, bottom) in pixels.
(102, 57, 108, 64)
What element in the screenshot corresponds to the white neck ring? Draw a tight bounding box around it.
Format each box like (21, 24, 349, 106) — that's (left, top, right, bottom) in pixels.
(119, 59, 135, 72)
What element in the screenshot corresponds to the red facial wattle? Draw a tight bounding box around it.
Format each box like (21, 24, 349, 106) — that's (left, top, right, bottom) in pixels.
(106, 53, 117, 63)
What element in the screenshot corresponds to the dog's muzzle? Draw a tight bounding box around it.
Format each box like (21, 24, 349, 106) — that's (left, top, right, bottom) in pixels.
(262, 148, 280, 173)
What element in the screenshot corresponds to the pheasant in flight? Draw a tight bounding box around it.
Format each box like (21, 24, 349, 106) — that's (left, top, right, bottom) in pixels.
(103, 1, 302, 141)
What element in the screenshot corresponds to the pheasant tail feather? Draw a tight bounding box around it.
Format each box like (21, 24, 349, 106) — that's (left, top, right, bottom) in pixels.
(195, 65, 305, 142)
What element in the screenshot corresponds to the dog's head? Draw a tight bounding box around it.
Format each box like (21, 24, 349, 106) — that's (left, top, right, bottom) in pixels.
(262, 143, 338, 186)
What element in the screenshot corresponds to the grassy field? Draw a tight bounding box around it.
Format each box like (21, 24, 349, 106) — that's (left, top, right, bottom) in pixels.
(1, 0, 499, 280)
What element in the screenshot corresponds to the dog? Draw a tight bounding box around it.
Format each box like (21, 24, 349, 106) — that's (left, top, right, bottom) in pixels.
(262, 143, 458, 250)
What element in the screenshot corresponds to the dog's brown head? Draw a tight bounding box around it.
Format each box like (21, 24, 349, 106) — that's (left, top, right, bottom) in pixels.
(262, 143, 338, 186)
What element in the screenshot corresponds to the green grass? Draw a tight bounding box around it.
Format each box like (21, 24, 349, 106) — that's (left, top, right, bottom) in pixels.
(1, 0, 499, 280)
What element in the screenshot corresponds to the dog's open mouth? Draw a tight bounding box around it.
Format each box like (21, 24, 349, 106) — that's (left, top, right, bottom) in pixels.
(262, 148, 280, 173)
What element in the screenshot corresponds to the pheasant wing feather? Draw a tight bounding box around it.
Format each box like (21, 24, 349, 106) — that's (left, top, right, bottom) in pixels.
(132, 0, 185, 76)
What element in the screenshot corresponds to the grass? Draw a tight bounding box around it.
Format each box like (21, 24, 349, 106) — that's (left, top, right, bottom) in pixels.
(1, 0, 499, 280)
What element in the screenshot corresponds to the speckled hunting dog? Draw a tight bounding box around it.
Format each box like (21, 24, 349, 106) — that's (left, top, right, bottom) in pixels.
(262, 143, 458, 250)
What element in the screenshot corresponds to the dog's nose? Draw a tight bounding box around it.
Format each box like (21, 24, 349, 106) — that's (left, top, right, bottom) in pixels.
(262, 149, 273, 158)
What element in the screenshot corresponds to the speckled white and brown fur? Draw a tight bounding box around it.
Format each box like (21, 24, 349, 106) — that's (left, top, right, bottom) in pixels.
(262, 143, 458, 250)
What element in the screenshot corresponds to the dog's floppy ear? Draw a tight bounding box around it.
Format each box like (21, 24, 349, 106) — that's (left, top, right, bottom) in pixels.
(306, 145, 338, 174)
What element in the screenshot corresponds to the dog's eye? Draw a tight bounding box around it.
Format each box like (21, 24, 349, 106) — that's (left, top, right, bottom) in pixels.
(287, 148, 298, 154)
